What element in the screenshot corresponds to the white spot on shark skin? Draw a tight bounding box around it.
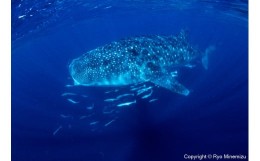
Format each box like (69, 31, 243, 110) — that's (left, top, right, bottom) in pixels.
(67, 98, 79, 104)
(117, 100, 136, 107)
(53, 126, 62, 136)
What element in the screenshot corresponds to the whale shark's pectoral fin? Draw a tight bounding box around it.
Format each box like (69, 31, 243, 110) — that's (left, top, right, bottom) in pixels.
(170, 81, 190, 96)
(151, 77, 190, 96)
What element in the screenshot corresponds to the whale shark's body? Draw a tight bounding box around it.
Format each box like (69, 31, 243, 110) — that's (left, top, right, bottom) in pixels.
(69, 30, 214, 96)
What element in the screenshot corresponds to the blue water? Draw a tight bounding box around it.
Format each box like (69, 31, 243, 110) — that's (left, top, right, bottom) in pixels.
(12, 0, 248, 161)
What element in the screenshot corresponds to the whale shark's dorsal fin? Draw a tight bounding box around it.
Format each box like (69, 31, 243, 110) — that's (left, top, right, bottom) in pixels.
(177, 29, 189, 42)
(151, 75, 190, 96)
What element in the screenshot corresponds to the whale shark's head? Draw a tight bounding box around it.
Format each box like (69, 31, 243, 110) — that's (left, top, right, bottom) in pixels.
(69, 56, 104, 86)
(69, 58, 89, 85)
(68, 54, 137, 86)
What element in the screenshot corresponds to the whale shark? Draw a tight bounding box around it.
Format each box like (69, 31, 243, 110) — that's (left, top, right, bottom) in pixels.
(69, 30, 215, 96)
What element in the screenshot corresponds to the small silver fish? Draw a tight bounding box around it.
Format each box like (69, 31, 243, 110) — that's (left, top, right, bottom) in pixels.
(149, 98, 158, 102)
(53, 126, 62, 136)
(141, 89, 153, 99)
(116, 93, 134, 99)
(117, 100, 136, 107)
(86, 103, 94, 110)
(67, 98, 79, 104)
(61, 92, 77, 96)
(104, 98, 118, 102)
(89, 121, 99, 125)
(104, 119, 116, 127)
(60, 114, 73, 119)
(137, 86, 153, 95)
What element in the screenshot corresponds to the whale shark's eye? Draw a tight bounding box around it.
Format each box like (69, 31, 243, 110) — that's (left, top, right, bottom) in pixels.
(128, 48, 139, 56)
(102, 59, 112, 66)
(146, 62, 160, 72)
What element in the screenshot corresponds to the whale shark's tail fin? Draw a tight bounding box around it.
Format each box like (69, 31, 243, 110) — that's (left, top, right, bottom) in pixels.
(202, 45, 216, 70)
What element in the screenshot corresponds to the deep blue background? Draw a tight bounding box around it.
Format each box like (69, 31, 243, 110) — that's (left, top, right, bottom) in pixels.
(12, 1, 248, 161)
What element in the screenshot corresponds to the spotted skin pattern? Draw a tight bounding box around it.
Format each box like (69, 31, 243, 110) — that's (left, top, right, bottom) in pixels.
(69, 30, 205, 96)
